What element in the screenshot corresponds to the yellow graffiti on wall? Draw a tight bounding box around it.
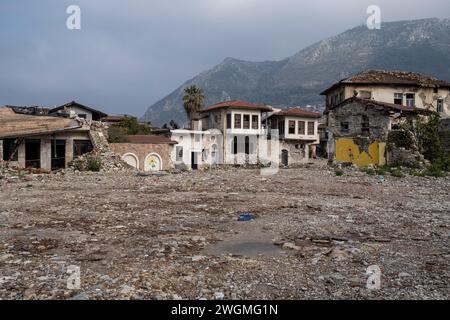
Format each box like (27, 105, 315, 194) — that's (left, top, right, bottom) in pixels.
(335, 139, 386, 167)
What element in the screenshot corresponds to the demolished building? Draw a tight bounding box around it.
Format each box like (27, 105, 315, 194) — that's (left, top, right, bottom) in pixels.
(0, 106, 107, 171)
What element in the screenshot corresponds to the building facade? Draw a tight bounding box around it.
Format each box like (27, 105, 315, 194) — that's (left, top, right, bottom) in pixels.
(110, 135, 177, 171)
(170, 100, 276, 169)
(0, 107, 94, 171)
(326, 98, 428, 167)
(265, 108, 321, 166)
(321, 69, 450, 118)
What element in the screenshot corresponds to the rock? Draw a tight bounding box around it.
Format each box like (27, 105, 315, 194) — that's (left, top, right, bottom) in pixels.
(399, 272, 412, 278)
(70, 292, 90, 300)
(214, 292, 225, 300)
(282, 243, 301, 251)
(120, 285, 135, 295)
(0, 254, 13, 262)
(192, 255, 206, 262)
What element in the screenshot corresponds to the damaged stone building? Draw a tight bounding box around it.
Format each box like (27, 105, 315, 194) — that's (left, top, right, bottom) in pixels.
(0, 106, 100, 171)
(326, 98, 429, 167)
(322, 69, 450, 118)
(322, 69, 450, 167)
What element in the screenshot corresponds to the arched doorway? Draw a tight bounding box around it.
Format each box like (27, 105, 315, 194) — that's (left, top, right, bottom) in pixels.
(145, 153, 162, 172)
(281, 149, 289, 167)
(122, 153, 139, 169)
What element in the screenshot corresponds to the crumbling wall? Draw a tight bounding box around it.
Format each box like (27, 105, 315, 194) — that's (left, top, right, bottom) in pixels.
(67, 120, 131, 173)
(279, 140, 309, 166)
(386, 130, 427, 168)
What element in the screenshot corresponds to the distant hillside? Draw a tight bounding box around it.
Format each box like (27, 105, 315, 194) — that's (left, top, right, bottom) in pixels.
(142, 18, 450, 126)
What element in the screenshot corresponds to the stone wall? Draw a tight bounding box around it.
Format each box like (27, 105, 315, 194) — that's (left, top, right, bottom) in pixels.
(279, 140, 309, 166)
(110, 143, 174, 171)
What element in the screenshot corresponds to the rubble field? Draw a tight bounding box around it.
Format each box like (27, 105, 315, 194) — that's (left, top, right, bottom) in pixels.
(0, 161, 449, 300)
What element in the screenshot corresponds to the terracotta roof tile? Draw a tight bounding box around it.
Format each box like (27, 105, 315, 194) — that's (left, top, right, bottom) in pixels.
(321, 69, 450, 95)
(274, 107, 321, 118)
(200, 100, 272, 113)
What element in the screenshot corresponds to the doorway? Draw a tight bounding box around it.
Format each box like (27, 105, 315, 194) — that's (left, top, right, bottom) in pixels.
(191, 152, 198, 170)
(51, 140, 66, 170)
(25, 139, 41, 169)
(281, 149, 289, 167)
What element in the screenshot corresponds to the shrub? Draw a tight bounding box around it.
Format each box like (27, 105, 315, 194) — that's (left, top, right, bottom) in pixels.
(390, 168, 405, 178)
(335, 169, 344, 176)
(87, 157, 102, 172)
(422, 165, 446, 178)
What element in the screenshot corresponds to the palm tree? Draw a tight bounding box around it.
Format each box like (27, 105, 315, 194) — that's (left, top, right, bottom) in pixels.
(182, 85, 205, 121)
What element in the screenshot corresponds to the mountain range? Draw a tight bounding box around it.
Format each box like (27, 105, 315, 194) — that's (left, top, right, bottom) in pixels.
(142, 18, 450, 126)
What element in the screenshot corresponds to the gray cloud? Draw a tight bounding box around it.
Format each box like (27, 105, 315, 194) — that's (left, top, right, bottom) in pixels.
(1, 0, 449, 116)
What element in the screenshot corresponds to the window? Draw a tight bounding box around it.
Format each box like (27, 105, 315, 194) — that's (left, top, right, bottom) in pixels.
(232, 136, 238, 155)
(2, 139, 18, 161)
(437, 99, 444, 113)
(288, 121, 296, 134)
(406, 93, 415, 107)
(298, 121, 305, 135)
(176, 146, 183, 161)
(307, 122, 315, 135)
(73, 140, 93, 157)
(341, 122, 349, 133)
(195, 134, 201, 143)
(78, 114, 87, 119)
(359, 91, 372, 99)
(394, 93, 403, 105)
(226, 114, 232, 129)
(362, 115, 370, 133)
(252, 115, 259, 129)
(234, 114, 242, 129)
(243, 114, 250, 129)
(339, 91, 345, 104)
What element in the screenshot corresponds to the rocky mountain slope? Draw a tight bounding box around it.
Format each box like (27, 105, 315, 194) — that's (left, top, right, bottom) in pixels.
(142, 18, 450, 126)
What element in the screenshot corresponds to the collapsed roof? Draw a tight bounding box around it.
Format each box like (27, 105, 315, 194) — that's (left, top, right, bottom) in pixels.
(321, 69, 450, 95)
(326, 97, 435, 115)
(0, 107, 82, 139)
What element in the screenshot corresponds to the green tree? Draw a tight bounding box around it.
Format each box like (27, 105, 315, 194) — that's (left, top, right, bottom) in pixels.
(182, 85, 205, 120)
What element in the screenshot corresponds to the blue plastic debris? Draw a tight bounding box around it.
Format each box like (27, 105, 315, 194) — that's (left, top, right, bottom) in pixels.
(238, 214, 256, 222)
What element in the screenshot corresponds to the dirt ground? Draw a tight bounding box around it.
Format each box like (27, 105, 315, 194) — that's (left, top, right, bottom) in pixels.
(0, 162, 449, 300)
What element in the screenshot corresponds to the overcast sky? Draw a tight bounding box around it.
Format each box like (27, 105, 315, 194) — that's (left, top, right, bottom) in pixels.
(1, 0, 449, 116)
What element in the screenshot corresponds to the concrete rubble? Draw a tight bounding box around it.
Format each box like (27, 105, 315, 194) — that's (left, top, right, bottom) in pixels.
(0, 161, 448, 300)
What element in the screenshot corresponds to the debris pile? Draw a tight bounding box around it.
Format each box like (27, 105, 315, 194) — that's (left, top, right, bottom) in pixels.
(0, 161, 448, 300)
(67, 119, 134, 173)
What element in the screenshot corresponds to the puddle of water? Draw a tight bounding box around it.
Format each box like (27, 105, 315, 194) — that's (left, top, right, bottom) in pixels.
(206, 240, 283, 257)
(205, 223, 284, 257)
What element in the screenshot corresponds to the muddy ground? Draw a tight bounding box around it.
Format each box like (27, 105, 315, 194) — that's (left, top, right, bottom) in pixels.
(0, 162, 449, 300)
